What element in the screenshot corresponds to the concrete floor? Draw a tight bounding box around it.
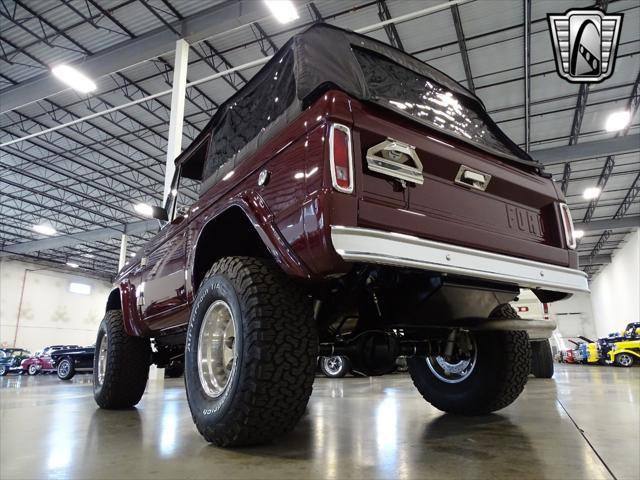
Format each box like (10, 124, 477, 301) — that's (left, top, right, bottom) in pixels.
(1, 364, 638, 480)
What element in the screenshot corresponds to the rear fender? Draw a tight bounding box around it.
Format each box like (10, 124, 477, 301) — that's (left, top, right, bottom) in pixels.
(189, 196, 310, 295)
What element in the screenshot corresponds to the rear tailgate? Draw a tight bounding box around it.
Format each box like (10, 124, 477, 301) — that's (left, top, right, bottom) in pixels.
(353, 102, 570, 267)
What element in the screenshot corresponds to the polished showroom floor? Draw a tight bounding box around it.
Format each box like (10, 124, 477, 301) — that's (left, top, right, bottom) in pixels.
(1, 364, 638, 480)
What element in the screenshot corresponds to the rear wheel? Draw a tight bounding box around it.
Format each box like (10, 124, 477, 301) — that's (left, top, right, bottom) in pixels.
(57, 358, 75, 380)
(184, 256, 317, 447)
(93, 310, 151, 408)
(0, 366, 7, 376)
(531, 340, 554, 378)
(408, 305, 530, 415)
(320, 356, 350, 378)
(615, 352, 634, 367)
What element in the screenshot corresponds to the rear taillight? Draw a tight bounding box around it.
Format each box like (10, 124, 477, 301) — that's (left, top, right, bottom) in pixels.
(559, 203, 577, 249)
(329, 123, 353, 193)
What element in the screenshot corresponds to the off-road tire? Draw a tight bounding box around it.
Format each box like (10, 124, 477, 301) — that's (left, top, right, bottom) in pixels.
(320, 356, 350, 378)
(93, 310, 151, 408)
(531, 340, 554, 378)
(184, 256, 317, 447)
(57, 358, 75, 380)
(408, 304, 531, 415)
(615, 352, 634, 367)
(164, 361, 184, 378)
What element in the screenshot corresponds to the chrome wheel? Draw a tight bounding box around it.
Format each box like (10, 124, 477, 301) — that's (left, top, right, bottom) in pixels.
(197, 300, 237, 398)
(28, 365, 38, 375)
(97, 333, 109, 385)
(426, 337, 478, 384)
(322, 356, 344, 376)
(617, 353, 633, 367)
(58, 360, 71, 377)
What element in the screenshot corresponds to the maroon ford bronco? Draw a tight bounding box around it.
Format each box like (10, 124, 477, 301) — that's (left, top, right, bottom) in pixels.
(93, 24, 589, 446)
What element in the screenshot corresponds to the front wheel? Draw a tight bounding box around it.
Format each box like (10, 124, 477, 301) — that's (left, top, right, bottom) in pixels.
(184, 256, 317, 447)
(57, 358, 75, 380)
(531, 340, 554, 378)
(93, 310, 151, 408)
(320, 356, 350, 378)
(615, 352, 635, 367)
(408, 328, 530, 415)
(28, 364, 39, 375)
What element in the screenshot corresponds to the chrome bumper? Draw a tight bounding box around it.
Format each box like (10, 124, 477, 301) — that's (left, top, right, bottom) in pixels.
(331, 226, 589, 294)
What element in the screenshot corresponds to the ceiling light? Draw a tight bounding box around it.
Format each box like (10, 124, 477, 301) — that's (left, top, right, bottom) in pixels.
(134, 203, 153, 217)
(51, 65, 97, 93)
(264, 1, 299, 24)
(583, 187, 601, 200)
(66, 262, 79, 268)
(33, 224, 56, 236)
(573, 230, 585, 239)
(605, 110, 630, 132)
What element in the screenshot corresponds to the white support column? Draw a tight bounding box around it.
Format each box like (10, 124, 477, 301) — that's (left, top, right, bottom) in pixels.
(163, 38, 190, 205)
(118, 234, 128, 271)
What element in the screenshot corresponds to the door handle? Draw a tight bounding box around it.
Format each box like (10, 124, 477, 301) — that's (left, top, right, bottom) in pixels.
(455, 165, 491, 191)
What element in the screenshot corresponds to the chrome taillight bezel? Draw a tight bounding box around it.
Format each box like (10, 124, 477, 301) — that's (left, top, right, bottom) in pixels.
(559, 203, 577, 250)
(329, 123, 354, 194)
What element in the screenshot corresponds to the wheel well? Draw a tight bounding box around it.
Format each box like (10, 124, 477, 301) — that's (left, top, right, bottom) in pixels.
(192, 207, 271, 292)
(106, 288, 121, 311)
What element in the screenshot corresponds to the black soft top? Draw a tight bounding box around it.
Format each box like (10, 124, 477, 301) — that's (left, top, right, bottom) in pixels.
(178, 23, 538, 190)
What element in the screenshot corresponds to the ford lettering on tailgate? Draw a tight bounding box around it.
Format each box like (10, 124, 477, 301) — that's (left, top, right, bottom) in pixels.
(506, 205, 544, 238)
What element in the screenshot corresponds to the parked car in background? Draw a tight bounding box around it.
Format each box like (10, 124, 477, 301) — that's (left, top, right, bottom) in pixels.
(0, 349, 31, 376)
(319, 356, 351, 378)
(21, 345, 81, 375)
(50, 345, 95, 380)
(601, 323, 640, 367)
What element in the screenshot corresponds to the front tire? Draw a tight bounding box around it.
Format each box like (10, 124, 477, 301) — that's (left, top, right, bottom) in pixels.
(320, 356, 350, 378)
(93, 310, 151, 409)
(184, 256, 317, 447)
(0, 366, 7, 376)
(615, 352, 634, 367)
(531, 340, 554, 378)
(408, 304, 530, 415)
(57, 358, 75, 380)
(28, 364, 39, 375)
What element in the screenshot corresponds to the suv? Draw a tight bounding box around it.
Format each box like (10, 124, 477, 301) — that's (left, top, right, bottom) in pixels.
(93, 24, 588, 447)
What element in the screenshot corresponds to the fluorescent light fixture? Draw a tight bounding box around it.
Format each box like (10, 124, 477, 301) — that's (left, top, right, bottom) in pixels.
(605, 110, 630, 132)
(33, 224, 56, 236)
(66, 262, 79, 268)
(583, 187, 601, 200)
(264, 1, 299, 24)
(134, 203, 153, 217)
(69, 282, 91, 295)
(573, 230, 585, 239)
(51, 65, 97, 93)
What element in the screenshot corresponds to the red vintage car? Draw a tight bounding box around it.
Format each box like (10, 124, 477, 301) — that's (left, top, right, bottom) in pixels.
(21, 345, 81, 375)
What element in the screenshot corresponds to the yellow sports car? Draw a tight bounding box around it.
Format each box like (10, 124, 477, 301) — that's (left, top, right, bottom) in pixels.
(602, 323, 640, 367)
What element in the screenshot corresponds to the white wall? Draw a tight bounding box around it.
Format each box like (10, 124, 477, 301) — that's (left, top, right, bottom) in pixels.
(0, 259, 112, 353)
(589, 228, 640, 338)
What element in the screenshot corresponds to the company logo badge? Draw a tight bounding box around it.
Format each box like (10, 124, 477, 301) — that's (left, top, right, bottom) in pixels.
(547, 9, 623, 83)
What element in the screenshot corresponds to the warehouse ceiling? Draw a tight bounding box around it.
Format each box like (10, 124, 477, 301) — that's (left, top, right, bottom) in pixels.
(0, 0, 638, 280)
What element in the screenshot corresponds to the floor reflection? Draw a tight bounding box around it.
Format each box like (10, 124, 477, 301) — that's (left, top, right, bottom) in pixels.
(1, 366, 637, 480)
